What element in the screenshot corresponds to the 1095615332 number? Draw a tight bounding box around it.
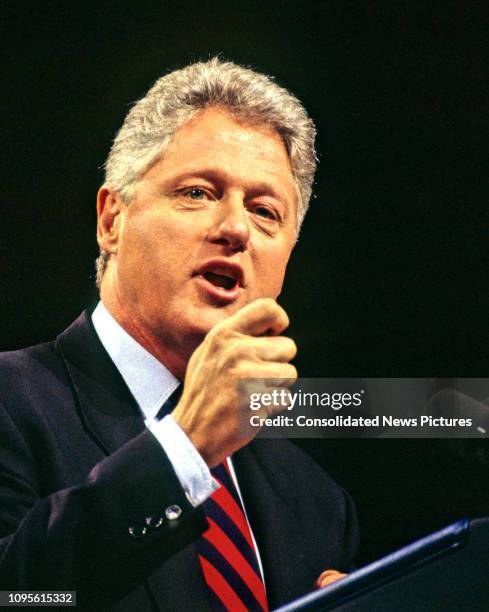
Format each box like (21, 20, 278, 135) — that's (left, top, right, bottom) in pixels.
(0, 592, 76, 606)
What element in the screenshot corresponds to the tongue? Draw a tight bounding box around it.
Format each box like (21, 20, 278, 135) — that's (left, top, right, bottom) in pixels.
(203, 272, 235, 290)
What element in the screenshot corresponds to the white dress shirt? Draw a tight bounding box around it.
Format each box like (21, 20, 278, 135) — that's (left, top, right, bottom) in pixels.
(92, 301, 217, 506)
(91, 302, 265, 580)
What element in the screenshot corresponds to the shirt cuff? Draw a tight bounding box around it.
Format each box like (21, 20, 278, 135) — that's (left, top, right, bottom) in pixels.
(146, 414, 219, 507)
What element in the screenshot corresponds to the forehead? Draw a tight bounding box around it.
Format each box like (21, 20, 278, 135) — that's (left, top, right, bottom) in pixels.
(167, 106, 290, 163)
(143, 107, 297, 202)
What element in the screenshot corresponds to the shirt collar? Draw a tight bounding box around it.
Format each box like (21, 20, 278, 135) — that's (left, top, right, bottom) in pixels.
(91, 301, 180, 421)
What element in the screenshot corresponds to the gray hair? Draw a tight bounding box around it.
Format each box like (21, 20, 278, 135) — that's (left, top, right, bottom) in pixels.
(96, 57, 317, 287)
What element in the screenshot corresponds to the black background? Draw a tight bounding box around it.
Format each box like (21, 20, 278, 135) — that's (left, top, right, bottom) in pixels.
(2, 1, 489, 566)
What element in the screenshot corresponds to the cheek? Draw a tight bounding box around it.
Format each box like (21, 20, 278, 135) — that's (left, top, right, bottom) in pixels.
(115, 218, 165, 291)
(254, 248, 291, 296)
(119, 212, 204, 285)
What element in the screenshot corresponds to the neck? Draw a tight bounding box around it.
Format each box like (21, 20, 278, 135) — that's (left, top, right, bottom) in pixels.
(99, 276, 193, 381)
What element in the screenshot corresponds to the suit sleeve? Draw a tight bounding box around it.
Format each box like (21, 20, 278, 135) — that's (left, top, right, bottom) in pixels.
(0, 401, 208, 608)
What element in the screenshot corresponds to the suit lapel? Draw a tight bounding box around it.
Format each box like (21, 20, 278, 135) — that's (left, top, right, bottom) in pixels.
(55, 310, 145, 455)
(55, 311, 212, 610)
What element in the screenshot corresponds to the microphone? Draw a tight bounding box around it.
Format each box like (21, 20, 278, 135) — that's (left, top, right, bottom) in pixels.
(427, 389, 489, 435)
(427, 389, 489, 464)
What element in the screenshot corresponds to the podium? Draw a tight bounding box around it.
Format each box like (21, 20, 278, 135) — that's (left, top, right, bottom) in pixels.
(276, 518, 489, 611)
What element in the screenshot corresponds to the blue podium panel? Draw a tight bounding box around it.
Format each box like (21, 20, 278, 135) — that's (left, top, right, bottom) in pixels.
(276, 518, 489, 612)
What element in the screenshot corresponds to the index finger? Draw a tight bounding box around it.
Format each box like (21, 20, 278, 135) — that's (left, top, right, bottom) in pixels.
(224, 298, 290, 337)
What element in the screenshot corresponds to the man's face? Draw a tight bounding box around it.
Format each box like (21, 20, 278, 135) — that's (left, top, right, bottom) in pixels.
(104, 107, 298, 359)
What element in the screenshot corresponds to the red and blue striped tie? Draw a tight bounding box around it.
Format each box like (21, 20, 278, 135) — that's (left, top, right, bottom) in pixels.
(156, 388, 267, 610)
(199, 461, 268, 611)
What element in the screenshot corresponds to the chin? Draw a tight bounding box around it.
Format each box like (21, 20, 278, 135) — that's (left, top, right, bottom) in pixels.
(191, 303, 239, 334)
(201, 308, 233, 331)
(172, 297, 250, 344)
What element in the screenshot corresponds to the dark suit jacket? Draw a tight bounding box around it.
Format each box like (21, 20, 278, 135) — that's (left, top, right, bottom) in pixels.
(0, 312, 358, 610)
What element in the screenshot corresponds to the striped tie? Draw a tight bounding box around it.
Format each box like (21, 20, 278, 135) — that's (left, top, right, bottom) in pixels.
(199, 461, 268, 612)
(156, 385, 182, 419)
(156, 388, 267, 610)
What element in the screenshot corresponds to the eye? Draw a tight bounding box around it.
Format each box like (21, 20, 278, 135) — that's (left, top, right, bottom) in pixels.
(185, 188, 207, 200)
(254, 205, 278, 221)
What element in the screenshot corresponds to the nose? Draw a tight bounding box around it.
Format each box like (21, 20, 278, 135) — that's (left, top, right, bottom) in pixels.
(207, 194, 250, 252)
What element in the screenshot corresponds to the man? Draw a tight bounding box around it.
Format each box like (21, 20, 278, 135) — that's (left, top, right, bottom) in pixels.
(0, 58, 357, 610)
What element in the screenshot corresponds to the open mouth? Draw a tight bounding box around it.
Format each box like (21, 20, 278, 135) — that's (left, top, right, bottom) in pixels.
(202, 271, 237, 290)
(194, 260, 244, 302)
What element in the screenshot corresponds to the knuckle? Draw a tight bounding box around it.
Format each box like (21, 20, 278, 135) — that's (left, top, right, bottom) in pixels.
(239, 341, 258, 361)
(279, 309, 290, 330)
(237, 365, 256, 379)
(212, 312, 237, 336)
(283, 363, 298, 380)
(258, 299, 289, 329)
(207, 324, 234, 350)
(262, 297, 278, 310)
(220, 344, 240, 366)
(256, 297, 278, 318)
(223, 343, 256, 371)
(205, 325, 222, 346)
(285, 338, 297, 359)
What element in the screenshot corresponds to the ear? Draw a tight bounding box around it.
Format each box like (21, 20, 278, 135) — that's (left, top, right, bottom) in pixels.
(96, 187, 125, 254)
